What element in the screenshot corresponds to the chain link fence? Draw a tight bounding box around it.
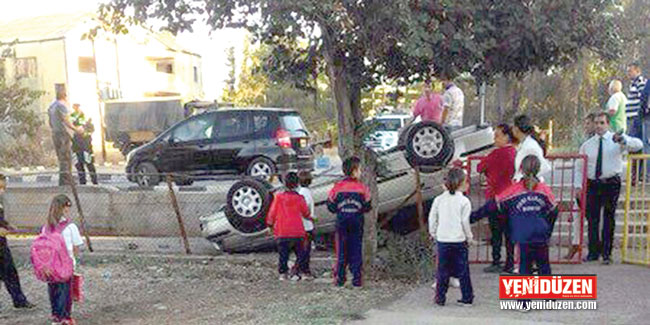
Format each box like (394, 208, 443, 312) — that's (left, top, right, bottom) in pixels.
(2, 166, 468, 284)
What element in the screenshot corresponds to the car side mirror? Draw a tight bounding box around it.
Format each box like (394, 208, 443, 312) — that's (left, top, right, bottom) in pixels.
(168, 137, 177, 145)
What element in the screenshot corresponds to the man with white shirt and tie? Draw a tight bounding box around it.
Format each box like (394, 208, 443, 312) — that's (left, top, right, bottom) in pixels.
(576, 112, 643, 264)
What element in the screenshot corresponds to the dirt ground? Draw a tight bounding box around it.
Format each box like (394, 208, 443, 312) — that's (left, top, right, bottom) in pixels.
(0, 252, 413, 325)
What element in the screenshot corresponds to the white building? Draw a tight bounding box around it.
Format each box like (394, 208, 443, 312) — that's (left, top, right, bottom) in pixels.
(0, 12, 204, 151)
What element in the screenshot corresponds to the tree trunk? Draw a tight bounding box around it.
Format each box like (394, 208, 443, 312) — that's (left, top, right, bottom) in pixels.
(496, 75, 507, 122)
(323, 42, 379, 272)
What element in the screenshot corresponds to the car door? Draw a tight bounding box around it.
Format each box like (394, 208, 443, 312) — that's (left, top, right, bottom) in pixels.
(157, 113, 217, 173)
(212, 111, 254, 172)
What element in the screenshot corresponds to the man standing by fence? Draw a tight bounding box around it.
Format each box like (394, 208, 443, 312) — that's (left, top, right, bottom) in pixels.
(48, 89, 83, 186)
(576, 112, 643, 264)
(71, 104, 98, 185)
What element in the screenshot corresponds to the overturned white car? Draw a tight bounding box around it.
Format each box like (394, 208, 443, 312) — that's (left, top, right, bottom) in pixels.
(200, 122, 494, 252)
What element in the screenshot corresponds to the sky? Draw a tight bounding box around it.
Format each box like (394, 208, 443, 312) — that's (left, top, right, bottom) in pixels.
(0, 0, 248, 101)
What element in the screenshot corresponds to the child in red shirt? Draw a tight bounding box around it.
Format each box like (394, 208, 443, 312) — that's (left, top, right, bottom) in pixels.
(475, 124, 517, 273)
(266, 172, 312, 281)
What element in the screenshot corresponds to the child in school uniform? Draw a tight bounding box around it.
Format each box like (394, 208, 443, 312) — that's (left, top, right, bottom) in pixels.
(495, 155, 558, 312)
(266, 172, 312, 281)
(327, 157, 372, 287)
(429, 168, 474, 306)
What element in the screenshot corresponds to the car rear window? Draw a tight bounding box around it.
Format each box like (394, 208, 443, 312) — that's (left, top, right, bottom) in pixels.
(375, 118, 402, 131)
(279, 114, 307, 132)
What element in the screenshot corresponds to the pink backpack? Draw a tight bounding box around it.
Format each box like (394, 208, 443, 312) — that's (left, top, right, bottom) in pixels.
(30, 221, 74, 283)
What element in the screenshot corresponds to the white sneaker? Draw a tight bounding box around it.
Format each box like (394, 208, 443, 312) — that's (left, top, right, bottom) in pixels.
(279, 274, 288, 281)
(289, 274, 301, 281)
(450, 278, 460, 288)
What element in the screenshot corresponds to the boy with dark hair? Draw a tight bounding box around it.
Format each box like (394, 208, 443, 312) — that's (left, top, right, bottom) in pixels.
(266, 172, 312, 281)
(0, 174, 35, 309)
(328, 157, 372, 287)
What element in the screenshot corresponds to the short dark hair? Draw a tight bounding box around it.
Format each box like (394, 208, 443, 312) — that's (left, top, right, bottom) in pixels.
(628, 62, 641, 70)
(284, 172, 300, 190)
(298, 170, 312, 187)
(0, 173, 6, 183)
(496, 123, 514, 143)
(514, 115, 534, 135)
(445, 168, 466, 195)
(585, 112, 596, 121)
(595, 112, 609, 123)
(56, 91, 67, 101)
(343, 157, 361, 177)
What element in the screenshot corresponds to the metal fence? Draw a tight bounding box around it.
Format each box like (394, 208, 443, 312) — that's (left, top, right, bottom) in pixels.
(623, 155, 650, 266)
(3, 171, 241, 256)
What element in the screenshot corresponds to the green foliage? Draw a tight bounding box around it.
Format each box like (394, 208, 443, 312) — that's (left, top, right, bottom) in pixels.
(0, 75, 48, 167)
(0, 77, 43, 138)
(221, 46, 237, 102)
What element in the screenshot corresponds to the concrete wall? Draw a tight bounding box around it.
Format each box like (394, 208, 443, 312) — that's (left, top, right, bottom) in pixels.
(3, 186, 223, 238)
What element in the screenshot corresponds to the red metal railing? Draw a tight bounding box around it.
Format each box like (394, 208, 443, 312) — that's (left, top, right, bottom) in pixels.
(464, 153, 587, 264)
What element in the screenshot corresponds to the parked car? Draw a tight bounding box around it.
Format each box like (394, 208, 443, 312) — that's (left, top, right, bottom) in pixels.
(200, 123, 495, 252)
(364, 114, 411, 152)
(126, 108, 314, 186)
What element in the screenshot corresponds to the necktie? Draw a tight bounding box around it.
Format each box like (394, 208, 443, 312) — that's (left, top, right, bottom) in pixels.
(595, 136, 603, 180)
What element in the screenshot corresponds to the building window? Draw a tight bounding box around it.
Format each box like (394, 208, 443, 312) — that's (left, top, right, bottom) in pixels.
(78, 57, 96, 73)
(156, 60, 174, 74)
(193, 66, 199, 83)
(14, 57, 37, 78)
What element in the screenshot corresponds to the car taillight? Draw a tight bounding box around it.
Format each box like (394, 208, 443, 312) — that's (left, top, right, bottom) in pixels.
(276, 129, 291, 148)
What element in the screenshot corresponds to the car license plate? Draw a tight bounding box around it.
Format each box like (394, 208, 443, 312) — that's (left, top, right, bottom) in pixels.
(300, 139, 307, 147)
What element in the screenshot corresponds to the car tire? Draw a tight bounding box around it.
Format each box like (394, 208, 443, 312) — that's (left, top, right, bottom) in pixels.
(225, 178, 272, 234)
(404, 121, 454, 171)
(246, 157, 276, 181)
(135, 162, 161, 187)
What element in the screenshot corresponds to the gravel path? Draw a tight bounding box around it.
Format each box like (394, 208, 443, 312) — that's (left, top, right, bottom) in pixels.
(0, 253, 412, 325)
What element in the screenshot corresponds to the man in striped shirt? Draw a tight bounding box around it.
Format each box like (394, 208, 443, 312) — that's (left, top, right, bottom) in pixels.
(626, 62, 647, 180)
(626, 63, 646, 136)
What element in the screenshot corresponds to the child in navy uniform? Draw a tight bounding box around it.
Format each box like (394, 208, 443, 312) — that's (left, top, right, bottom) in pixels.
(327, 157, 372, 287)
(429, 168, 474, 306)
(495, 155, 558, 311)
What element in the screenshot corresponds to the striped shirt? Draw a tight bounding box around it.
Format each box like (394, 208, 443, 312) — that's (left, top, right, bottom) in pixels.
(626, 75, 647, 117)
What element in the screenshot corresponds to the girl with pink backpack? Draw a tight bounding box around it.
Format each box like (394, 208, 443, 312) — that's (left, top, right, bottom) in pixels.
(31, 195, 84, 325)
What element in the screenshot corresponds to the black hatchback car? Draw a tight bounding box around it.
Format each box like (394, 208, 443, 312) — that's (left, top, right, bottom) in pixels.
(125, 108, 314, 186)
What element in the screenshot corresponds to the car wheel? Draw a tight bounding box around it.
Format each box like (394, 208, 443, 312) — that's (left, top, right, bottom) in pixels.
(404, 121, 454, 171)
(225, 178, 272, 234)
(246, 157, 276, 181)
(135, 162, 161, 187)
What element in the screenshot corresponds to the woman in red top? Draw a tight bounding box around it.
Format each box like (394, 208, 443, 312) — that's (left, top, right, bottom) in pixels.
(266, 172, 312, 281)
(476, 124, 517, 273)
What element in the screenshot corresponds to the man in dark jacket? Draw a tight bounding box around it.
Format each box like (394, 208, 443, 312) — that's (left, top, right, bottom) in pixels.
(0, 174, 35, 310)
(327, 157, 372, 287)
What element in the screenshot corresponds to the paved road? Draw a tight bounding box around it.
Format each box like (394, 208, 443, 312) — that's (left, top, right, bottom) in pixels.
(5, 156, 343, 189)
(350, 258, 650, 325)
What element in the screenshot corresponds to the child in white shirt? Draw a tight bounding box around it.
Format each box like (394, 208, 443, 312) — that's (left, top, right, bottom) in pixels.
(45, 194, 84, 324)
(296, 171, 315, 279)
(429, 168, 474, 306)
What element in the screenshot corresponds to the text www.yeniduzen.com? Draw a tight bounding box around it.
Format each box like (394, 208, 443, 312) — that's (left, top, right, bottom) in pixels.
(500, 300, 597, 310)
